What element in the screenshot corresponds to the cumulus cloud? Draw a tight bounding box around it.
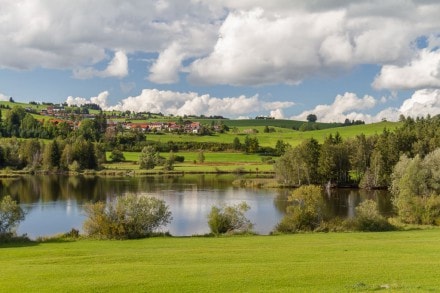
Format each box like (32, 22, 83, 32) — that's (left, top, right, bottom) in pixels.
(66, 91, 109, 109)
(2, 1, 440, 88)
(187, 1, 440, 86)
(148, 42, 184, 84)
(0, 1, 220, 76)
(0, 93, 10, 101)
(293, 89, 440, 123)
(292, 92, 377, 123)
(373, 49, 440, 90)
(398, 88, 440, 118)
(65, 89, 294, 118)
(73, 51, 128, 79)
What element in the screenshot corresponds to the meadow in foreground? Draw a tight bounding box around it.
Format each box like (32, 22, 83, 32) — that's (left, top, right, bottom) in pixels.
(1, 229, 439, 292)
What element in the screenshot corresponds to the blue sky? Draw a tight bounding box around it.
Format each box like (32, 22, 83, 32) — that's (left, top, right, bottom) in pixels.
(1, 1, 440, 122)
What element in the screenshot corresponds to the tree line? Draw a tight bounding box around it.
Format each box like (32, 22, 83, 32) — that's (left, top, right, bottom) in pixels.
(275, 115, 440, 188)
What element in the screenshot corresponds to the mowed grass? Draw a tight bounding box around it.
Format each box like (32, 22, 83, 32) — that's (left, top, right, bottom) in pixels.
(1, 230, 440, 292)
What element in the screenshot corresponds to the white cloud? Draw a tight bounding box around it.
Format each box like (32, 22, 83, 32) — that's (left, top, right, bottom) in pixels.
(73, 51, 128, 79)
(293, 89, 440, 123)
(104, 51, 128, 78)
(0, 1, 220, 76)
(66, 96, 88, 106)
(270, 109, 284, 119)
(187, 1, 440, 86)
(2, 1, 440, 87)
(0, 93, 10, 101)
(292, 92, 377, 123)
(373, 49, 440, 90)
(398, 88, 440, 118)
(66, 91, 109, 109)
(148, 42, 184, 84)
(64, 89, 294, 118)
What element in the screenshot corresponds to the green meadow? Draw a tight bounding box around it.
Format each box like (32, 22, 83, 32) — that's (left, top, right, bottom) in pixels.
(1, 229, 439, 292)
(104, 152, 274, 173)
(145, 121, 399, 147)
(103, 122, 400, 173)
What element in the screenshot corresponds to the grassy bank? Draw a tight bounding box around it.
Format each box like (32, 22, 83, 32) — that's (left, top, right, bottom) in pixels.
(1, 229, 439, 292)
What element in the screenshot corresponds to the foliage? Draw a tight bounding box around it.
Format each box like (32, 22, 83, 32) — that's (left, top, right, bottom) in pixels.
(391, 149, 440, 225)
(162, 152, 175, 171)
(174, 155, 185, 163)
(207, 202, 253, 235)
(318, 133, 351, 184)
(274, 138, 320, 185)
(43, 140, 61, 170)
(243, 136, 260, 153)
(275, 185, 327, 233)
(232, 137, 241, 151)
(349, 200, 395, 232)
(139, 146, 158, 169)
(197, 150, 205, 163)
(306, 114, 317, 123)
(83, 194, 172, 239)
(109, 149, 125, 162)
(299, 122, 320, 131)
(0, 196, 25, 236)
(274, 139, 289, 156)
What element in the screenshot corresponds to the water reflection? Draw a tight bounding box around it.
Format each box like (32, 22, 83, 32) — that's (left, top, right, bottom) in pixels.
(324, 188, 393, 219)
(0, 175, 393, 238)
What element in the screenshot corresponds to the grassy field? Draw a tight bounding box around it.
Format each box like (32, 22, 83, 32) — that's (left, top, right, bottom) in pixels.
(1, 229, 440, 292)
(104, 152, 274, 173)
(145, 121, 400, 147)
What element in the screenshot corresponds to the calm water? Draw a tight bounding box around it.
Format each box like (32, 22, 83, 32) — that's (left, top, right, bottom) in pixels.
(0, 175, 393, 238)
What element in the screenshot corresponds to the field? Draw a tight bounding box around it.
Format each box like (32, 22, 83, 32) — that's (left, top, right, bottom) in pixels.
(145, 121, 399, 147)
(102, 121, 399, 173)
(103, 152, 274, 173)
(1, 229, 439, 292)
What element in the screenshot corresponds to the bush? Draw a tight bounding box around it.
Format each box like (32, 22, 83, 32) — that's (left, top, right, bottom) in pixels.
(275, 185, 327, 233)
(109, 149, 125, 162)
(349, 200, 395, 232)
(0, 195, 25, 237)
(174, 155, 185, 163)
(391, 151, 440, 225)
(139, 146, 158, 170)
(207, 202, 253, 235)
(83, 194, 172, 239)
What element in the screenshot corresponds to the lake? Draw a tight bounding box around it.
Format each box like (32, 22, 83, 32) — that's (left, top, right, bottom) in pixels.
(0, 175, 393, 238)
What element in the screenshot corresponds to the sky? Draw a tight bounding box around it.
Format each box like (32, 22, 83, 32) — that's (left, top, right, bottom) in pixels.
(1, 0, 440, 122)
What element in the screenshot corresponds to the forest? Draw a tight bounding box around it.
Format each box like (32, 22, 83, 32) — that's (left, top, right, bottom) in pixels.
(275, 115, 440, 189)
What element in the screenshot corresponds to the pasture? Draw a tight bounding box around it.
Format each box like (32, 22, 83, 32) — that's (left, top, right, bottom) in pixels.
(1, 229, 439, 292)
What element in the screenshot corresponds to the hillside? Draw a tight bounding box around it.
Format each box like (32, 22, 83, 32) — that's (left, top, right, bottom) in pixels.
(0, 100, 401, 149)
(145, 121, 400, 147)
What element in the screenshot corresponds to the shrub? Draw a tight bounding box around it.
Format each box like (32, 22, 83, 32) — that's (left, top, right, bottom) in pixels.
(207, 202, 253, 235)
(174, 155, 185, 163)
(349, 200, 395, 232)
(275, 185, 327, 233)
(109, 149, 125, 162)
(197, 150, 205, 163)
(138, 146, 157, 169)
(391, 150, 440, 225)
(0, 195, 25, 237)
(83, 194, 172, 239)
(68, 160, 81, 172)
